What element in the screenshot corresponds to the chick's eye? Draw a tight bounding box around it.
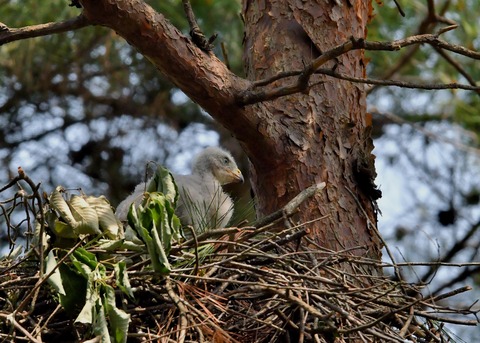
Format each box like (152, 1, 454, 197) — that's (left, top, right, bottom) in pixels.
(223, 157, 230, 165)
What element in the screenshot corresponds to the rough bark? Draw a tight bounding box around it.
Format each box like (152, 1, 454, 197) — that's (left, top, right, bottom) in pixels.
(242, 0, 381, 258)
(78, 0, 381, 260)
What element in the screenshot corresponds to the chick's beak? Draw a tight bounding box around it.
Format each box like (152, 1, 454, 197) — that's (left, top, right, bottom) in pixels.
(232, 168, 244, 183)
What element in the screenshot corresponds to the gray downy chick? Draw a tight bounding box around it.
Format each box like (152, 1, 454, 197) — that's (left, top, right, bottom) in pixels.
(115, 147, 244, 233)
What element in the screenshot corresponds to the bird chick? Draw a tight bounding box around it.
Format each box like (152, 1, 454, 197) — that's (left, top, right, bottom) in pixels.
(115, 147, 243, 233)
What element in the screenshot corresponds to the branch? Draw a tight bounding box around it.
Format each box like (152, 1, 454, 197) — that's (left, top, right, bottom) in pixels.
(373, 0, 456, 86)
(250, 67, 480, 93)
(253, 182, 327, 228)
(0, 15, 89, 46)
(370, 108, 480, 155)
(361, 34, 480, 59)
(237, 39, 356, 105)
(432, 46, 480, 95)
(318, 68, 480, 92)
(420, 220, 480, 284)
(77, 0, 258, 147)
(237, 34, 480, 105)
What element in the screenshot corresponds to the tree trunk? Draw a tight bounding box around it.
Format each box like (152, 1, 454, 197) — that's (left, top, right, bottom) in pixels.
(79, 0, 382, 260)
(242, 0, 381, 258)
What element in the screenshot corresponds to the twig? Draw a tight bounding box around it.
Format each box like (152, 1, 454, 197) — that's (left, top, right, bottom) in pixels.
(392, 0, 405, 17)
(16, 168, 45, 275)
(14, 238, 86, 315)
(253, 67, 480, 92)
(362, 34, 480, 59)
(184, 225, 200, 276)
(428, 285, 472, 303)
(345, 186, 405, 288)
(415, 311, 478, 326)
(221, 42, 231, 70)
(373, 0, 455, 87)
(182, 0, 216, 51)
(0, 313, 42, 343)
(164, 278, 188, 343)
(398, 306, 415, 338)
(371, 108, 480, 155)
(253, 182, 326, 228)
(433, 45, 480, 95)
(250, 284, 330, 321)
(420, 219, 480, 284)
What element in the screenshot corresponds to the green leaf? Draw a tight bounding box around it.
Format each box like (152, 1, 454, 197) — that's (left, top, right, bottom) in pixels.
(150, 219, 172, 275)
(103, 285, 130, 343)
(70, 248, 105, 278)
(115, 261, 134, 299)
(69, 195, 101, 235)
(93, 292, 111, 343)
(146, 166, 178, 206)
(128, 204, 162, 272)
(97, 239, 125, 251)
(45, 250, 65, 296)
(58, 263, 87, 316)
(75, 272, 100, 325)
(123, 226, 143, 245)
(127, 167, 182, 275)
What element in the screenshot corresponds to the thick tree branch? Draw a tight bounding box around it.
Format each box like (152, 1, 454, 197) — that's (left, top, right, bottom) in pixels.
(3, 2, 477, 145)
(0, 15, 89, 46)
(77, 0, 268, 158)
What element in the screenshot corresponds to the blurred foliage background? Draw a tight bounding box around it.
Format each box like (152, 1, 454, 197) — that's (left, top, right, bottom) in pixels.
(0, 0, 479, 340)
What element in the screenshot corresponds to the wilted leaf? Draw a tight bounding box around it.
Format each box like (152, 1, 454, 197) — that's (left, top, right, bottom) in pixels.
(86, 195, 123, 239)
(51, 219, 78, 239)
(49, 186, 77, 228)
(69, 195, 101, 235)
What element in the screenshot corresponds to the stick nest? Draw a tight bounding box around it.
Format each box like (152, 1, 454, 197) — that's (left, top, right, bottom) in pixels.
(2, 221, 478, 343)
(0, 174, 478, 343)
